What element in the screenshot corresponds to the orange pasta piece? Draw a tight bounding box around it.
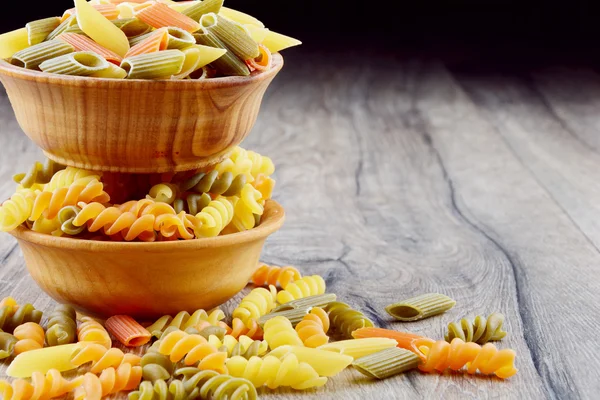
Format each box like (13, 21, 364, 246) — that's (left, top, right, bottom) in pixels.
(58, 33, 122, 65)
(352, 327, 425, 351)
(13, 323, 45, 355)
(105, 315, 151, 347)
(78, 317, 112, 349)
(251, 263, 301, 288)
(136, 2, 201, 33)
(124, 28, 168, 58)
(64, 4, 120, 20)
(230, 318, 263, 340)
(246, 44, 272, 72)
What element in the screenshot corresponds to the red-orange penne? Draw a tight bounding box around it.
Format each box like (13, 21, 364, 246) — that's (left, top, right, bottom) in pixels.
(246, 44, 272, 72)
(58, 33, 123, 65)
(136, 2, 201, 33)
(64, 4, 120, 21)
(124, 28, 169, 58)
(105, 315, 151, 347)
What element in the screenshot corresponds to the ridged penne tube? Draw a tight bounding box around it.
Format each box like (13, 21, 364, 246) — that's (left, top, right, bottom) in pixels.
(0, 28, 29, 59)
(136, 2, 201, 33)
(271, 294, 338, 313)
(90, 62, 128, 78)
(257, 307, 310, 327)
(11, 40, 74, 69)
(40, 51, 110, 76)
(182, 0, 223, 21)
(46, 15, 78, 41)
(353, 347, 421, 379)
(244, 24, 269, 43)
(125, 28, 169, 58)
(318, 338, 398, 359)
(75, 0, 130, 56)
(26, 17, 61, 45)
(173, 45, 203, 79)
(63, 24, 87, 36)
(167, 27, 196, 49)
(117, 2, 152, 19)
(262, 29, 302, 53)
(105, 315, 151, 347)
(200, 13, 259, 60)
(58, 33, 123, 64)
(219, 7, 264, 28)
(194, 30, 249, 76)
(247, 44, 272, 72)
(385, 293, 456, 322)
(121, 49, 185, 79)
(112, 18, 152, 38)
(6, 343, 86, 378)
(267, 345, 353, 377)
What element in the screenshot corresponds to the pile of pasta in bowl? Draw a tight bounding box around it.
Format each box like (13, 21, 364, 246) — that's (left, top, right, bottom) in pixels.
(0, 0, 300, 79)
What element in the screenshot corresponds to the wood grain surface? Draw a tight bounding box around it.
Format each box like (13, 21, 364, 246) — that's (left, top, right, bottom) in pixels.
(2, 51, 600, 399)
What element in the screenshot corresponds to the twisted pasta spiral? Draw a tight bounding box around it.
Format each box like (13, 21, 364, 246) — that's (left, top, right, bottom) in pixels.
(44, 167, 101, 191)
(276, 275, 327, 304)
(13, 322, 44, 355)
(173, 193, 211, 215)
(251, 263, 301, 288)
(77, 316, 112, 348)
(176, 368, 258, 400)
(13, 159, 65, 189)
(180, 170, 247, 197)
(56, 206, 85, 236)
(0, 303, 43, 333)
(74, 364, 143, 399)
(218, 147, 275, 182)
(141, 349, 176, 382)
(226, 354, 327, 390)
(412, 338, 518, 379)
(232, 286, 277, 325)
(0, 189, 38, 232)
(327, 302, 374, 339)
(445, 312, 507, 344)
(264, 316, 303, 349)
(230, 318, 263, 340)
(45, 304, 77, 346)
(146, 309, 226, 339)
(252, 173, 275, 201)
(0, 332, 17, 360)
(295, 307, 330, 348)
(71, 343, 141, 374)
(147, 183, 180, 204)
(183, 196, 236, 238)
(158, 331, 227, 372)
(0, 369, 82, 400)
(207, 335, 268, 359)
(230, 184, 264, 232)
(128, 379, 188, 400)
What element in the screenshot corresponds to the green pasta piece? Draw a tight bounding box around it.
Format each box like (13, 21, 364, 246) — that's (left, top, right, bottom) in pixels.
(128, 31, 153, 47)
(197, 326, 228, 341)
(182, 0, 224, 22)
(0, 304, 43, 333)
(11, 40, 74, 70)
(193, 31, 249, 76)
(45, 304, 77, 346)
(173, 193, 212, 215)
(353, 347, 421, 379)
(445, 312, 507, 344)
(58, 205, 85, 236)
(63, 24, 86, 36)
(0, 332, 17, 360)
(121, 50, 185, 80)
(200, 13, 259, 60)
(258, 307, 310, 327)
(271, 294, 338, 313)
(129, 380, 187, 400)
(253, 213, 261, 227)
(141, 350, 176, 382)
(224, 340, 262, 359)
(46, 15, 77, 41)
(26, 17, 61, 46)
(327, 302, 374, 339)
(181, 171, 247, 196)
(176, 368, 257, 400)
(13, 158, 65, 189)
(112, 18, 152, 38)
(39, 51, 110, 76)
(166, 27, 196, 49)
(385, 293, 456, 322)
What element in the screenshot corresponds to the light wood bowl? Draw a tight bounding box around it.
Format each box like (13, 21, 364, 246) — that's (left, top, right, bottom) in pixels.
(8, 200, 285, 319)
(0, 54, 283, 173)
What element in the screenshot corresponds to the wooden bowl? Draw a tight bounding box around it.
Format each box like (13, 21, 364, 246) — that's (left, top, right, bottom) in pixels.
(8, 200, 285, 319)
(0, 54, 283, 173)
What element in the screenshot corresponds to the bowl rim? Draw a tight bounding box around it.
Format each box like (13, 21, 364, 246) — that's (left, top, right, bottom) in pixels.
(0, 53, 283, 88)
(8, 199, 285, 252)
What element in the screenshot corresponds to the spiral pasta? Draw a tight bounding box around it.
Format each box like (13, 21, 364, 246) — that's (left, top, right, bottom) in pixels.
(263, 316, 303, 349)
(176, 368, 258, 400)
(77, 316, 112, 349)
(44, 166, 101, 191)
(146, 308, 226, 339)
(230, 184, 264, 232)
(229, 318, 263, 340)
(276, 275, 327, 304)
(45, 304, 77, 346)
(207, 335, 268, 359)
(218, 147, 275, 183)
(183, 196, 236, 238)
(412, 338, 518, 379)
(0, 188, 38, 232)
(295, 307, 330, 348)
(71, 343, 141, 374)
(141, 349, 175, 382)
(0, 332, 17, 360)
(73, 364, 143, 399)
(252, 173, 275, 201)
(13, 322, 45, 355)
(158, 331, 227, 372)
(13, 159, 65, 189)
(173, 193, 212, 215)
(327, 302, 374, 339)
(0, 369, 83, 400)
(146, 183, 180, 204)
(232, 286, 277, 325)
(226, 354, 327, 390)
(180, 170, 247, 197)
(445, 313, 507, 344)
(128, 379, 188, 400)
(251, 263, 301, 288)
(0, 303, 43, 333)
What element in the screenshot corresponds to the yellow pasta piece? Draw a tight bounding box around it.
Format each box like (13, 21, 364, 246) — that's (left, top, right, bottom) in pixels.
(75, 0, 130, 56)
(262, 29, 302, 53)
(0, 28, 29, 59)
(244, 24, 269, 43)
(219, 7, 264, 28)
(90, 62, 128, 78)
(6, 343, 85, 378)
(317, 338, 399, 359)
(267, 345, 353, 377)
(175, 44, 226, 76)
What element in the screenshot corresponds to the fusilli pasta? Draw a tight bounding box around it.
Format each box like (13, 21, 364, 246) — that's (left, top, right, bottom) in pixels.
(13, 322, 45, 355)
(146, 309, 226, 339)
(276, 275, 327, 304)
(232, 286, 277, 325)
(71, 343, 141, 374)
(230, 184, 264, 232)
(207, 335, 268, 359)
(263, 316, 303, 349)
(251, 263, 301, 288)
(73, 364, 142, 399)
(0, 189, 38, 232)
(13, 159, 65, 189)
(141, 349, 175, 382)
(157, 331, 227, 372)
(445, 312, 507, 344)
(0, 369, 82, 400)
(295, 307, 329, 348)
(326, 302, 374, 339)
(45, 304, 77, 346)
(176, 368, 258, 400)
(0, 303, 43, 333)
(0, 332, 17, 360)
(44, 167, 101, 191)
(128, 379, 188, 400)
(229, 318, 263, 340)
(180, 170, 247, 197)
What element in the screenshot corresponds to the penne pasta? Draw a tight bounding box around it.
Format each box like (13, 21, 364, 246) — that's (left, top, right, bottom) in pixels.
(64, 4, 120, 21)
(26, 17, 61, 45)
(11, 40, 74, 69)
(105, 315, 151, 347)
(63, 24, 87, 36)
(352, 327, 425, 351)
(58, 33, 122, 65)
(112, 18, 152, 38)
(116, 2, 153, 19)
(0, 28, 29, 59)
(246, 44, 272, 72)
(124, 28, 169, 58)
(136, 2, 201, 33)
(385, 293, 456, 322)
(39, 51, 111, 76)
(318, 338, 399, 359)
(46, 15, 79, 41)
(172, 45, 202, 79)
(90, 62, 128, 78)
(188, 65, 216, 80)
(200, 13, 259, 60)
(182, 0, 224, 22)
(244, 24, 269, 43)
(262, 29, 302, 53)
(353, 348, 421, 379)
(166, 27, 195, 49)
(121, 49, 185, 79)
(219, 6, 264, 28)
(128, 31, 153, 47)
(193, 44, 227, 68)
(75, 0, 130, 57)
(194, 30, 249, 76)
(6, 343, 86, 378)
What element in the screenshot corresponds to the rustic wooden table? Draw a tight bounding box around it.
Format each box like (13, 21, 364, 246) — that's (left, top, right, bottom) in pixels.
(1, 51, 600, 399)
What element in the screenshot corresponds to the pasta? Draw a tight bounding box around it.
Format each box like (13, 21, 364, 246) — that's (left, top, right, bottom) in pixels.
(271, 293, 338, 313)
(247, 44, 272, 72)
(317, 338, 398, 359)
(326, 302, 374, 339)
(351, 327, 425, 351)
(157, 330, 227, 372)
(64, 4, 120, 21)
(266, 345, 353, 377)
(78, 316, 112, 349)
(243, 25, 268, 44)
(57, 205, 86, 236)
(218, 147, 275, 182)
(74, 203, 157, 242)
(176, 368, 257, 400)
(44, 305, 77, 347)
(200, 13, 259, 60)
(13, 159, 65, 189)
(26, 17, 61, 45)
(74, 0, 130, 56)
(295, 307, 330, 348)
(40, 51, 111, 76)
(0, 28, 29, 59)
(13, 323, 45, 355)
(411, 338, 518, 379)
(11, 40, 74, 69)
(71, 343, 141, 374)
(6, 343, 85, 378)
(231, 184, 264, 231)
(136, 2, 201, 33)
(353, 347, 421, 380)
(90, 62, 128, 78)
(225, 354, 328, 390)
(251, 263, 301, 288)
(257, 307, 311, 327)
(195, 325, 228, 341)
(180, 170, 247, 197)
(46, 15, 78, 41)
(173, 193, 212, 215)
(146, 183, 179, 204)
(385, 293, 456, 322)
(58, 33, 123, 64)
(112, 18, 152, 38)
(218, 7, 264, 28)
(262, 29, 302, 53)
(232, 285, 277, 324)
(124, 28, 169, 58)
(207, 335, 268, 359)
(229, 318, 263, 340)
(251, 173, 275, 201)
(128, 379, 188, 400)
(0, 332, 17, 360)
(121, 49, 185, 79)
(166, 27, 195, 49)
(146, 308, 225, 338)
(263, 316, 303, 349)
(116, 2, 153, 19)
(105, 315, 151, 347)
(445, 312, 507, 344)
(0, 369, 83, 400)
(73, 364, 143, 399)
(0, 297, 17, 308)
(0, 303, 43, 333)
(45, 167, 101, 191)
(141, 350, 175, 382)
(276, 275, 327, 304)
(194, 30, 250, 76)
(0, 189, 38, 232)
(182, 0, 224, 21)
(184, 196, 236, 237)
